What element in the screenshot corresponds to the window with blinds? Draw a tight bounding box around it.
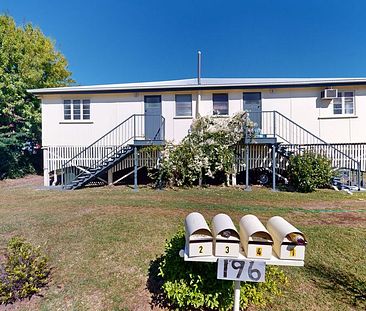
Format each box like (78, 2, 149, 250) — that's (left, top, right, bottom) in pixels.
(63, 99, 91, 120)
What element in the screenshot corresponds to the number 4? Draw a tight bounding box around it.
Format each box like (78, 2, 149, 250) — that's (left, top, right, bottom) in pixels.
(289, 248, 296, 257)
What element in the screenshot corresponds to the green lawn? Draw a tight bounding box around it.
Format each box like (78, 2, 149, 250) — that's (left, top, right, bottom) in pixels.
(0, 176, 365, 311)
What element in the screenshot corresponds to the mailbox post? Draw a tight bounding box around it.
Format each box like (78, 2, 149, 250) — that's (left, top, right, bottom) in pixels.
(183, 213, 306, 311)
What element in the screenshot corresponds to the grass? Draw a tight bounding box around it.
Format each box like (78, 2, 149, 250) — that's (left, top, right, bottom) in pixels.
(0, 176, 365, 310)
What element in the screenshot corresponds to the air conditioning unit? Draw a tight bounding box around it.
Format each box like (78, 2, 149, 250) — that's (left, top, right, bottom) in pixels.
(321, 89, 338, 99)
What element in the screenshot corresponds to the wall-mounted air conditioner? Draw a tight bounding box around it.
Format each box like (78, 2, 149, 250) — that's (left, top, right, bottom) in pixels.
(321, 89, 338, 99)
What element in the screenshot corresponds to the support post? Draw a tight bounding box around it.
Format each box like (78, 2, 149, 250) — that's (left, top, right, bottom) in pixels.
(134, 146, 138, 192)
(134, 115, 136, 139)
(357, 161, 361, 191)
(233, 281, 241, 311)
(245, 144, 251, 191)
(43, 148, 50, 187)
(108, 169, 113, 185)
(272, 144, 276, 191)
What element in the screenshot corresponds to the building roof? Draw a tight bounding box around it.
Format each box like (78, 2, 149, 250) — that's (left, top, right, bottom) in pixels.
(28, 77, 366, 95)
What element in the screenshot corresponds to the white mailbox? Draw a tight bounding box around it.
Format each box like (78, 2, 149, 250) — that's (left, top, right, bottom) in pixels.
(266, 216, 307, 260)
(212, 214, 240, 257)
(185, 212, 213, 257)
(239, 215, 273, 259)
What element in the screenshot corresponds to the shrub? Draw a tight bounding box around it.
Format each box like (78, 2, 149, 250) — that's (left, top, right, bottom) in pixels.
(288, 152, 333, 193)
(151, 112, 254, 188)
(0, 237, 50, 305)
(158, 230, 288, 310)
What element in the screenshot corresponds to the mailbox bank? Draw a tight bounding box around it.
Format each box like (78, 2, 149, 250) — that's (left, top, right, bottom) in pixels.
(212, 214, 240, 257)
(239, 215, 273, 259)
(185, 212, 213, 257)
(266, 216, 307, 260)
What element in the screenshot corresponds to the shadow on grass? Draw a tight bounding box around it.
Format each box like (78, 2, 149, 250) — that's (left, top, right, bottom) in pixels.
(305, 263, 366, 308)
(146, 255, 170, 310)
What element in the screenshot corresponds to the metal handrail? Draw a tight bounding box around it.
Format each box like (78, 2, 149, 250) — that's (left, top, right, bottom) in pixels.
(61, 114, 165, 187)
(247, 110, 361, 189)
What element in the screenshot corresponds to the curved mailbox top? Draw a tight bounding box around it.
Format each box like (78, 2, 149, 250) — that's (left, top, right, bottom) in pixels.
(266, 216, 306, 242)
(185, 212, 212, 241)
(212, 213, 239, 240)
(239, 214, 273, 242)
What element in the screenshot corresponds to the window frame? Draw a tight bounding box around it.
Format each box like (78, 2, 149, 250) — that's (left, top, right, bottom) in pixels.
(212, 93, 229, 116)
(175, 94, 192, 117)
(63, 99, 91, 120)
(332, 91, 355, 116)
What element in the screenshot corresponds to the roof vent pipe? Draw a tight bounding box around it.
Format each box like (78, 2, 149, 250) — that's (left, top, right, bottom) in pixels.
(197, 51, 201, 85)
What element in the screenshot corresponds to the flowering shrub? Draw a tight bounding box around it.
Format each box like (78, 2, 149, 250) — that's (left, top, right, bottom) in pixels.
(152, 112, 254, 187)
(0, 237, 50, 305)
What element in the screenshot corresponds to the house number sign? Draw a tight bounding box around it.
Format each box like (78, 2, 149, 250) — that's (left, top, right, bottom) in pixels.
(217, 259, 266, 282)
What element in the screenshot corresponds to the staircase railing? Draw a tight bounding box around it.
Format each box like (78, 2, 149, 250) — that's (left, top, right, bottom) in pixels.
(61, 114, 165, 187)
(247, 110, 361, 189)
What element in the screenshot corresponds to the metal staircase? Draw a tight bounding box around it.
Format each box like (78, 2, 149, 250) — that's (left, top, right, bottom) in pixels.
(247, 111, 362, 189)
(61, 114, 165, 190)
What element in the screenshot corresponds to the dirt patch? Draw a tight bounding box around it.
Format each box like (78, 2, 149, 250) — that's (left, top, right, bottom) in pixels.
(0, 295, 41, 311)
(0, 175, 43, 189)
(288, 211, 366, 227)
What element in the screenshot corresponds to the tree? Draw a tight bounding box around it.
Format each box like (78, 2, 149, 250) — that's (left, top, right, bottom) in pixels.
(0, 15, 74, 178)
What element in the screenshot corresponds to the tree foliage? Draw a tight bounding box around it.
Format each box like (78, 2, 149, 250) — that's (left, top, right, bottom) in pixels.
(0, 15, 73, 178)
(151, 112, 253, 187)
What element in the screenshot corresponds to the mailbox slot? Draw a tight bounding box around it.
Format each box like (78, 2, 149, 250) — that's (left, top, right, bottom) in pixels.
(185, 212, 213, 257)
(212, 214, 240, 257)
(266, 216, 307, 260)
(239, 215, 273, 259)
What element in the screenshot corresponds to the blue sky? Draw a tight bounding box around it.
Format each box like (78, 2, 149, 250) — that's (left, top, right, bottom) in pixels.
(2, 0, 366, 85)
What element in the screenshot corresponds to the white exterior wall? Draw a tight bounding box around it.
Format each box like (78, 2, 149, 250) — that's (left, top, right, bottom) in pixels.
(258, 86, 366, 143)
(41, 86, 366, 147)
(42, 93, 144, 146)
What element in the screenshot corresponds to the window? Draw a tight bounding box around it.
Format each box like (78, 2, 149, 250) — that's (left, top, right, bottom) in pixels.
(213, 93, 228, 115)
(333, 91, 354, 115)
(82, 100, 90, 120)
(73, 100, 81, 120)
(63, 100, 71, 120)
(64, 99, 91, 120)
(175, 94, 192, 116)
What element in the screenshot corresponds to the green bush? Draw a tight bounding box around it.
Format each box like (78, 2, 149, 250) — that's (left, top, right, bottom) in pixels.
(288, 152, 333, 193)
(0, 237, 50, 305)
(158, 230, 288, 310)
(151, 112, 254, 188)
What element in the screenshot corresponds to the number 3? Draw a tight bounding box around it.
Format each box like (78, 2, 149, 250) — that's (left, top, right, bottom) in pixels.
(225, 246, 230, 254)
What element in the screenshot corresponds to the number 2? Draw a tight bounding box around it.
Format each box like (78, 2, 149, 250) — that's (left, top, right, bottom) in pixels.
(199, 245, 203, 254)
